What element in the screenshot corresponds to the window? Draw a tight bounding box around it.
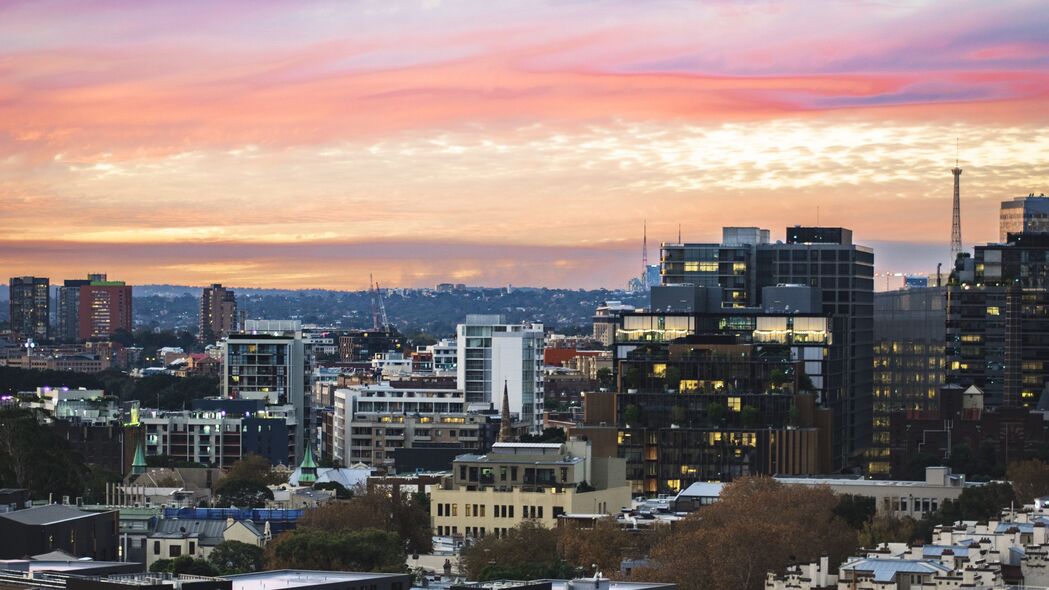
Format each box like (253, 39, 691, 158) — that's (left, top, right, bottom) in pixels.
(189, 541, 196, 555)
(154, 541, 161, 555)
(169, 545, 182, 557)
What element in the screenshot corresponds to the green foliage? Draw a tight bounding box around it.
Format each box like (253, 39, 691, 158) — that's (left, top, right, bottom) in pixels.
(266, 528, 406, 572)
(150, 556, 219, 576)
(1008, 459, 1049, 504)
(213, 479, 274, 508)
(208, 541, 265, 575)
(81, 468, 122, 504)
(705, 402, 726, 427)
(834, 494, 877, 530)
(0, 366, 217, 409)
(298, 486, 432, 554)
(462, 521, 576, 581)
(576, 481, 596, 493)
(623, 404, 642, 426)
(671, 405, 688, 425)
(0, 408, 88, 500)
(664, 367, 682, 391)
(596, 368, 613, 388)
(623, 367, 641, 390)
(740, 406, 760, 428)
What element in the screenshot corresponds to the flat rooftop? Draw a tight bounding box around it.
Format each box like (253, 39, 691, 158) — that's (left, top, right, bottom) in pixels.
(228, 570, 406, 590)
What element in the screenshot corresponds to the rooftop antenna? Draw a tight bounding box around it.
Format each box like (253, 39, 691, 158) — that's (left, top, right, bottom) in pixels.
(677, 223, 682, 243)
(951, 139, 963, 262)
(817, 205, 820, 226)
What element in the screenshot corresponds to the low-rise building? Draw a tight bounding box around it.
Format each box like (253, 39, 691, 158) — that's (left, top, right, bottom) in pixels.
(332, 383, 495, 470)
(430, 441, 631, 539)
(776, 467, 978, 519)
(0, 504, 120, 560)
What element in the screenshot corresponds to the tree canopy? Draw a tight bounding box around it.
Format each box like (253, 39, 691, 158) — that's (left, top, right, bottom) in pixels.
(265, 528, 406, 572)
(1008, 459, 1049, 505)
(636, 477, 858, 590)
(208, 540, 265, 575)
(298, 486, 432, 554)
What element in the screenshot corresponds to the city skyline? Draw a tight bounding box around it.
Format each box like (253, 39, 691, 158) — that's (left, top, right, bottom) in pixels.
(2, 0, 1048, 289)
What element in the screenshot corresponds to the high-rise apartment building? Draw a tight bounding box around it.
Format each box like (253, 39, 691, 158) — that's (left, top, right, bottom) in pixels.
(8, 276, 50, 342)
(948, 232, 1049, 409)
(999, 194, 1049, 242)
(57, 278, 91, 342)
(78, 278, 132, 340)
(222, 320, 310, 461)
(456, 315, 544, 430)
(660, 226, 874, 469)
(870, 287, 946, 475)
(199, 284, 237, 342)
(612, 291, 836, 494)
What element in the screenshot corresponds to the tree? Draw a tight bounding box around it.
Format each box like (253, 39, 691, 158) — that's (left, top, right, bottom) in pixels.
(557, 519, 634, 576)
(740, 406, 760, 428)
(705, 402, 726, 427)
(859, 515, 919, 547)
(213, 479, 274, 508)
(664, 367, 682, 392)
(520, 428, 567, 444)
(834, 494, 877, 530)
(221, 454, 286, 486)
(1008, 459, 1049, 505)
(208, 541, 265, 575)
(151, 556, 219, 576)
(298, 486, 432, 554)
(637, 477, 857, 590)
(461, 521, 574, 581)
(941, 482, 1015, 522)
(0, 408, 88, 500)
(313, 481, 353, 500)
(671, 405, 687, 425)
(265, 528, 406, 572)
(596, 368, 613, 389)
(623, 404, 641, 426)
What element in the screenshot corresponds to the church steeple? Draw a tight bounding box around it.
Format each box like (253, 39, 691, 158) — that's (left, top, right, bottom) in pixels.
(298, 441, 318, 485)
(131, 438, 147, 475)
(499, 380, 513, 443)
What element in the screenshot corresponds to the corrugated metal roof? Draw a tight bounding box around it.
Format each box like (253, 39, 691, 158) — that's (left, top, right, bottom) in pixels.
(840, 558, 951, 582)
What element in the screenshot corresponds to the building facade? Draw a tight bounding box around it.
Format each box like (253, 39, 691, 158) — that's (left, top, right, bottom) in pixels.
(78, 279, 132, 341)
(199, 284, 237, 343)
(332, 383, 494, 469)
(222, 320, 310, 462)
(947, 232, 1049, 409)
(456, 315, 544, 430)
(870, 287, 946, 475)
(57, 278, 93, 343)
(9, 276, 50, 342)
(140, 401, 298, 466)
(429, 441, 631, 539)
(1000, 194, 1049, 242)
(660, 226, 874, 469)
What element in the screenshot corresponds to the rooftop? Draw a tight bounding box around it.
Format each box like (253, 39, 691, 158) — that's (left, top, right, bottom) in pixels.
(228, 570, 406, 590)
(840, 558, 952, 582)
(0, 504, 107, 526)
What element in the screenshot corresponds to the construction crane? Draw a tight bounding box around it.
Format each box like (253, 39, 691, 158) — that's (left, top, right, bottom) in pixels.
(376, 281, 390, 332)
(369, 274, 390, 332)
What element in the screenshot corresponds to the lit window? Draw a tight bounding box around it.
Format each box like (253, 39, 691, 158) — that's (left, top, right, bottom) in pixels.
(987, 307, 1000, 316)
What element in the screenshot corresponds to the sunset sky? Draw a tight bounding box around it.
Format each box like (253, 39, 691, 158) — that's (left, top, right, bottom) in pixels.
(1, 0, 1048, 290)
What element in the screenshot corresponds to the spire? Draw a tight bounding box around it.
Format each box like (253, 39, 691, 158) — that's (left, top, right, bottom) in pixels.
(131, 438, 147, 475)
(298, 441, 318, 484)
(951, 153, 963, 262)
(499, 380, 513, 443)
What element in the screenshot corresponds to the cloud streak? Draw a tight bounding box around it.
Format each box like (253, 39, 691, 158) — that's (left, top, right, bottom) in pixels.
(0, 0, 1047, 288)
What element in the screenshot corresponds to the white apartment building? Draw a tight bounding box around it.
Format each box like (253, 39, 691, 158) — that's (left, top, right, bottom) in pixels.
(426, 338, 457, 373)
(223, 319, 310, 462)
(371, 352, 413, 378)
(140, 405, 298, 467)
(332, 383, 488, 469)
(456, 315, 544, 430)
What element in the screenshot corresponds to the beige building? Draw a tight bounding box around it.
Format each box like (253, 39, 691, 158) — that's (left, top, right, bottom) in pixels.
(776, 467, 978, 519)
(430, 441, 631, 539)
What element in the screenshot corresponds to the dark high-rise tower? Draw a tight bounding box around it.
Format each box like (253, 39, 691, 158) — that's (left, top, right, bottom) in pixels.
(199, 283, 237, 342)
(9, 276, 50, 342)
(951, 164, 963, 261)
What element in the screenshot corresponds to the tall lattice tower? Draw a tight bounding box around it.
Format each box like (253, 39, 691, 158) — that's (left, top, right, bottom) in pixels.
(951, 161, 963, 262)
(641, 220, 649, 291)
